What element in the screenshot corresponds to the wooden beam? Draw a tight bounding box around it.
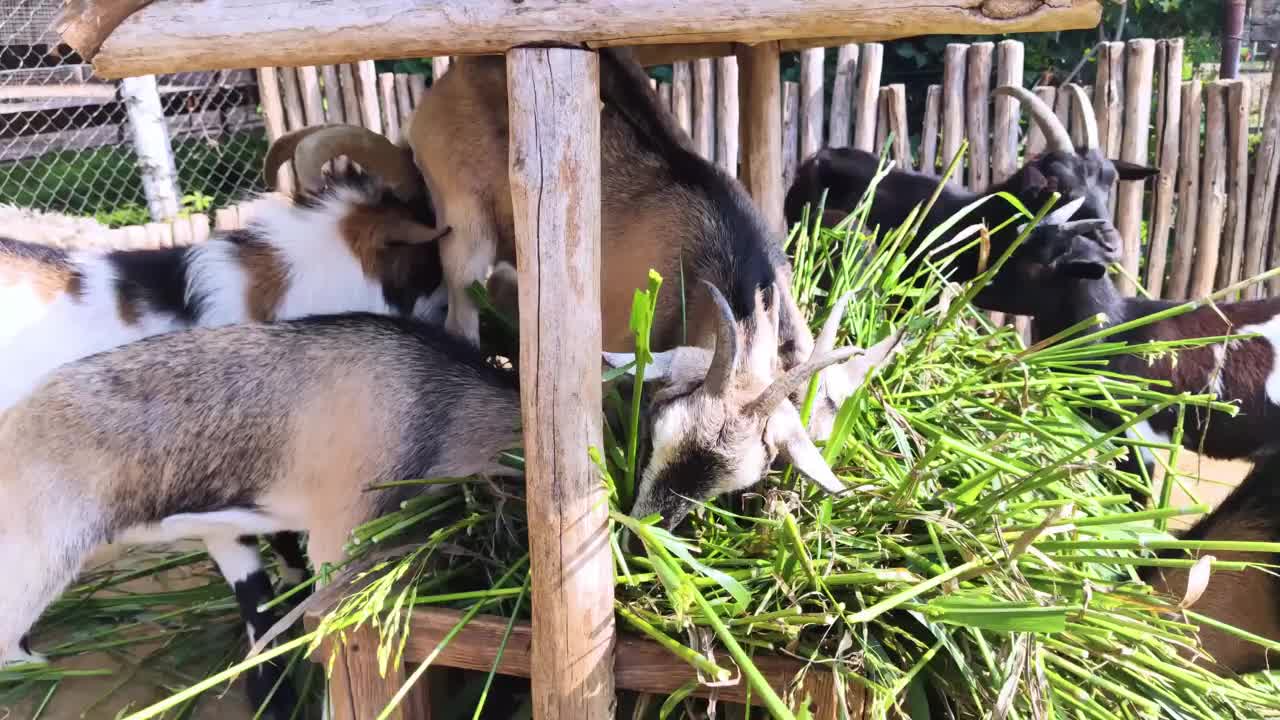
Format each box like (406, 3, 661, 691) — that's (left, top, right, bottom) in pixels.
(1115, 38, 1154, 295)
(505, 46, 613, 720)
(715, 56, 739, 175)
(62, 0, 1102, 78)
(55, 0, 155, 61)
(737, 41, 785, 234)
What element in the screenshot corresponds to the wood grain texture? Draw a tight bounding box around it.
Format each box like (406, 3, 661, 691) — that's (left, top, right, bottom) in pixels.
(321, 65, 346, 124)
(1054, 83, 1079, 148)
(800, 47, 825, 159)
(884, 84, 910, 170)
(672, 61, 694, 135)
(395, 73, 414, 125)
(1096, 41, 1124, 216)
(921, 84, 941, 174)
(991, 39, 1024, 184)
(965, 42, 993, 191)
(431, 56, 451, 81)
(942, 43, 969, 186)
(784, 80, 801, 188)
(1218, 79, 1250, 293)
(1190, 81, 1227, 299)
(66, 0, 1102, 77)
(356, 61, 382, 134)
(324, 623, 426, 720)
(55, 0, 155, 61)
(1167, 79, 1202, 299)
(505, 47, 613, 720)
(827, 44, 859, 148)
(278, 67, 307, 132)
(1025, 85, 1056, 158)
(1248, 48, 1280, 299)
(378, 72, 401, 142)
(1145, 39, 1181, 298)
(339, 63, 363, 126)
(693, 58, 716, 161)
(738, 41, 785, 233)
(256, 67, 292, 194)
(1114, 38, 1154, 295)
(715, 56, 740, 176)
(853, 43, 883, 152)
(409, 74, 428, 107)
(298, 65, 325, 125)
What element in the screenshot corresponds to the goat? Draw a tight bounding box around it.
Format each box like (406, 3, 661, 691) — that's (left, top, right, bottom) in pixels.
(0, 285, 858, 711)
(0, 124, 448, 718)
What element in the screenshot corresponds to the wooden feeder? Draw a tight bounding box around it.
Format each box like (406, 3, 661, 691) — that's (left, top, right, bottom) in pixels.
(57, 2, 1101, 718)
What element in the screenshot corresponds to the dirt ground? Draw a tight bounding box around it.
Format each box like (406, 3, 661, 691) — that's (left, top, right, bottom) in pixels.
(16, 453, 1252, 720)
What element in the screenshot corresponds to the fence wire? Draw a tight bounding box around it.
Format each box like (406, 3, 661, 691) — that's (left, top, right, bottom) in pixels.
(0, 0, 267, 226)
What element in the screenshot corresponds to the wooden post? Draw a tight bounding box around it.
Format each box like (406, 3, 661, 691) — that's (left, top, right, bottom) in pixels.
(672, 61, 693, 136)
(1145, 39, 1182, 298)
(409, 74, 428, 107)
(298, 66, 325, 125)
(965, 42, 993, 191)
(505, 46, 612, 720)
(1247, 48, 1280, 300)
(395, 74, 414, 123)
(738, 41, 785, 233)
(853, 43, 883, 152)
(326, 624, 429, 720)
(431, 57, 451, 82)
(1115, 38, 1155, 295)
(1218, 79, 1250, 293)
(827, 44, 859, 148)
(1025, 86, 1056, 158)
(921, 84, 941, 174)
(356, 60, 383, 134)
(1167, 79, 1203, 300)
(942, 43, 968, 185)
(991, 40, 1024, 185)
(800, 47, 825, 159)
(379, 72, 401, 142)
(658, 82, 673, 114)
(1190, 81, 1228, 299)
(884, 84, 909, 170)
(1096, 41, 1125, 216)
(715, 56, 739, 176)
(339, 63, 363, 126)
(1054, 83, 1078, 148)
(693, 58, 715, 161)
(279, 67, 308, 131)
(120, 74, 180, 221)
(321, 65, 346, 124)
(783, 80, 801, 188)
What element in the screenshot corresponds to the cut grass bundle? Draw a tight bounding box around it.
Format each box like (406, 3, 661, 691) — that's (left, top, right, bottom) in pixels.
(5, 153, 1277, 720)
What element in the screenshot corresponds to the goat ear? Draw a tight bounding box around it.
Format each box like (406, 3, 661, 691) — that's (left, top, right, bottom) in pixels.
(603, 350, 676, 380)
(1112, 160, 1159, 181)
(1049, 236, 1113, 280)
(770, 409, 845, 495)
(382, 223, 452, 247)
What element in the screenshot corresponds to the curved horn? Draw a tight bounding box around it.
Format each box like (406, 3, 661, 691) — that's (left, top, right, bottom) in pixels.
(1066, 84, 1099, 151)
(263, 125, 331, 189)
(747, 346, 863, 418)
(701, 280, 739, 398)
(293, 125, 420, 195)
(993, 85, 1073, 154)
(814, 291, 854, 355)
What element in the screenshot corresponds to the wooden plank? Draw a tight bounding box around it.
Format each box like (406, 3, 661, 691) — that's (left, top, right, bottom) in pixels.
(715, 56, 740, 176)
(799, 47, 825, 159)
(340, 63, 363, 126)
(1054, 83, 1078, 148)
(672, 61, 693, 136)
(66, 0, 1104, 78)
(658, 82, 672, 114)
(875, 89, 888, 162)
(324, 623, 423, 720)
(298, 65, 325, 125)
(189, 213, 211, 244)
(409, 74, 428, 108)
(1247, 48, 1280, 300)
(171, 215, 194, 246)
(1189, 81, 1228, 299)
(738, 41, 785, 233)
(991, 39, 1024, 185)
(431, 57, 451, 82)
(1146, 39, 1182, 298)
(395, 74, 414, 129)
(1025, 86, 1056, 158)
(783, 80, 801, 189)
(379, 72, 401, 142)
(1167, 79, 1202, 299)
(144, 221, 173, 248)
(920, 84, 941, 174)
(1218, 79, 1250, 293)
(965, 42, 993, 191)
(0, 123, 124, 162)
(693, 58, 715, 161)
(356, 61, 383, 134)
(1115, 38, 1155, 295)
(278, 66, 308, 132)
(853, 42, 883, 152)
(507, 45, 612, 720)
(942, 43, 969, 186)
(321, 65, 346, 124)
(884, 83, 909, 169)
(827, 44, 859, 148)
(1096, 41, 1124, 215)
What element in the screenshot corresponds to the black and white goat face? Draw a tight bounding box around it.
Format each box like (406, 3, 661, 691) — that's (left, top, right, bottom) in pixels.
(605, 282, 857, 529)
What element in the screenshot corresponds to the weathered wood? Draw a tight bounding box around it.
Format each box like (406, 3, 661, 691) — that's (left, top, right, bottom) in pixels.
(143, 221, 172, 249)
(875, 88, 889, 161)
(800, 47, 825, 159)
(921, 84, 941, 174)
(1247, 48, 1280, 300)
(1190, 81, 1227, 299)
(1218, 79, 1250, 293)
(885, 84, 909, 169)
(395, 73, 414, 126)
(324, 623, 424, 720)
(1054, 82, 1079, 148)
(339, 64, 363, 126)
(298, 66, 325, 125)
(715, 56, 740, 176)
(738, 41, 785, 233)
(1145, 39, 1182, 298)
(783, 80, 801, 188)
(658, 82, 673, 114)
(1167, 79, 1202, 299)
(55, 0, 156, 61)
(409, 74, 428, 107)
(1025, 86, 1056, 158)
(378, 72, 401, 142)
(672, 61, 694, 136)
(278, 67, 307, 132)
(1096, 41, 1124, 216)
(942, 43, 969, 185)
(190, 213, 211, 244)
(506, 46, 613, 720)
(356, 61, 383, 134)
(120, 75, 180, 221)
(321, 65, 346, 124)
(171, 215, 194, 247)
(827, 44, 859, 148)
(431, 56, 451, 82)
(1114, 38, 1154, 295)
(991, 39, 1024, 184)
(853, 42, 883, 152)
(64, 0, 1103, 78)
(693, 58, 715, 161)
(966, 42, 994, 191)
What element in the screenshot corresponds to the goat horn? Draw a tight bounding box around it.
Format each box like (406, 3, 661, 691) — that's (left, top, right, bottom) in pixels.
(701, 280, 739, 399)
(814, 291, 855, 356)
(993, 85, 1073, 154)
(747, 346, 863, 418)
(293, 125, 420, 195)
(263, 125, 330, 189)
(1066, 84, 1100, 151)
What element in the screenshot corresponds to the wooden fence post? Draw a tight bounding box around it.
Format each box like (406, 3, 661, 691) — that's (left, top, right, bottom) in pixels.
(339, 64, 363, 126)
(853, 43, 883, 152)
(715, 56, 740, 176)
(783, 80, 801, 188)
(321, 65, 346, 124)
(120, 74, 181, 221)
(325, 624, 429, 720)
(800, 47, 825, 160)
(827, 44, 859, 148)
(378, 72, 401, 142)
(1190, 81, 1228, 299)
(991, 40, 1024, 185)
(672, 61, 693, 136)
(1096, 41, 1125, 216)
(257, 67, 293, 194)
(965, 42, 993, 191)
(356, 60, 383, 134)
(942, 43, 968, 185)
(279, 66, 307, 131)
(431, 57, 451, 81)
(693, 58, 716, 161)
(1115, 38, 1154, 295)
(298, 66, 325, 125)
(920, 85, 942, 174)
(1218, 79, 1250, 294)
(505, 46, 613, 720)
(1167, 79, 1202, 299)
(1025, 86, 1056, 158)
(1054, 83, 1078, 148)
(738, 41, 785, 233)
(883, 84, 909, 169)
(1248, 48, 1280, 299)
(1145, 39, 1182, 298)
